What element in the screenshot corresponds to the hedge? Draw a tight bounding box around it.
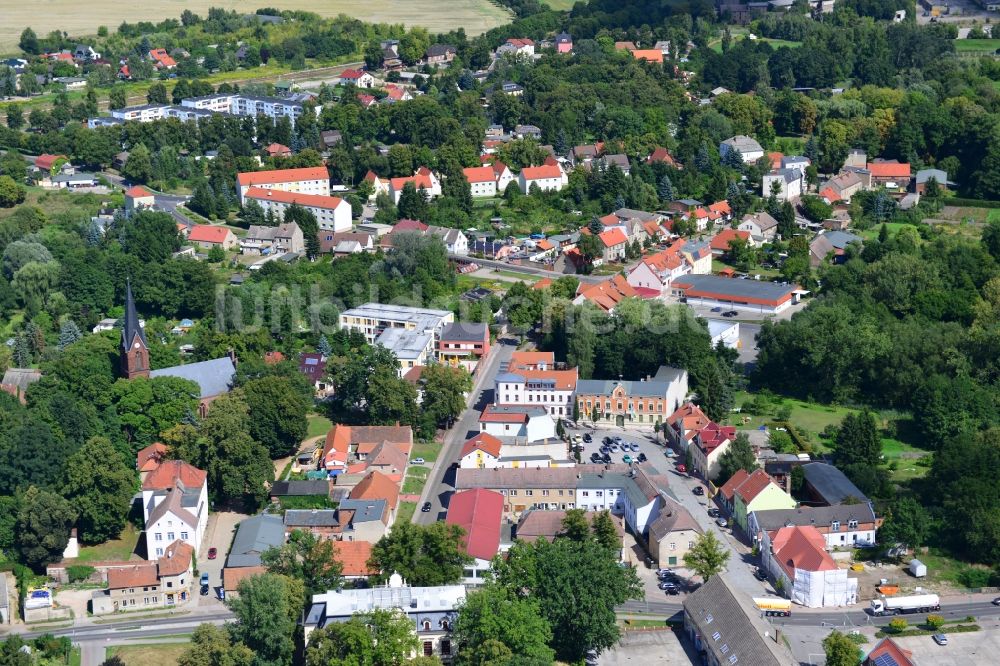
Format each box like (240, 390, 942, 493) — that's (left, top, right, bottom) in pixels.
(946, 197, 1000, 209)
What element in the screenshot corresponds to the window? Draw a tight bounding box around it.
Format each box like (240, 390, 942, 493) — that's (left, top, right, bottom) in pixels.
(155, 533, 163, 541)
(167, 532, 175, 541)
(669, 542, 676, 551)
(155, 548, 163, 556)
(712, 631, 721, 641)
(510, 490, 517, 496)
(596, 491, 603, 497)
(688, 541, 695, 548)
(441, 640, 451, 656)
(728, 655, 738, 665)
(582, 491, 589, 497)
(525, 490, 533, 497)
(180, 531, 188, 540)
(440, 619, 450, 630)
(721, 644, 730, 654)
(423, 642, 433, 657)
(848, 520, 858, 529)
(831, 521, 840, 531)
(422, 620, 431, 631)
(542, 490, 549, 497)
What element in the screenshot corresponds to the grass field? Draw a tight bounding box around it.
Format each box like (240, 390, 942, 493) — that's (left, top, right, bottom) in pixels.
(859, 222, 915, 241)
(953, 39, 1000, 53)
(411, 441, 442, 463)
(109, 643, 190, 666)
(0, 0, 512, 53)
(396, 501, 416, 525)
(0, 188, 110, 222)
(541, 0, 577, 9)
(402, 466, 429, 494)
(307, 414, 332, 438)
(75, 524, 140, 564)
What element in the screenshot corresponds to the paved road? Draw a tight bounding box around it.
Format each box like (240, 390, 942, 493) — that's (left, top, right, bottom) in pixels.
(450, 255, 605, 284)
(413, 338, 517, 524)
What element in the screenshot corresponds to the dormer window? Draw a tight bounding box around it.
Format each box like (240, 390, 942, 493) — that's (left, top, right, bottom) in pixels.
(831, 521, 840, 531)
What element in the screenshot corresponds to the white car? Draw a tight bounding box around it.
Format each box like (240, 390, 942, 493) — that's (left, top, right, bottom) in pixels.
(410, 458, 426, 465)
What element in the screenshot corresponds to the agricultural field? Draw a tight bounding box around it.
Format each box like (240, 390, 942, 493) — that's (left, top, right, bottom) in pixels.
(0, 0, 512, 53)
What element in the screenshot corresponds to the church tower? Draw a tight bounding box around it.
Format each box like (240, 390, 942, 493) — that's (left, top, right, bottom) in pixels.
(121, 279, 150, 379)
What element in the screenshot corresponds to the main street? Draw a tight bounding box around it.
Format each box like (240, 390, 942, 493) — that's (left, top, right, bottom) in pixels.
(413, 337, 517, 524)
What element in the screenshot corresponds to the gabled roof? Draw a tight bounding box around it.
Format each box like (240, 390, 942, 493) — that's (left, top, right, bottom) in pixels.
(770, 525, 836, 577)
(150, 357, 236, 400)
(136, 442, 168, 473)
(751, 503, 878, 533)
(157, 540, 194, 576)
(865, 638, 917, 666)
(574, 275, 637, 312)
(349, 470, 400, 509)
(802, 462, 868, 505)
(446, 488, 504, 561)
(734, 469, 777, 504)
(631, 49, 664, 63)
(107, 564, 158, 589)
(647, 147, 679, 167)
(463, 165, 496, 183)
(237, 166, 328, 187)
(34, 154, 66, 171)
(520, 164, 562, 180)
(718, 469, 750, 502)
(649, 497, 702, 543)
(146, 485, 198, 530)
(332, 540, 376, 577)
(187, 225, 233, 243)
(709, 228, 751, 252)
(598, 227, 628, 248)
(867, 160, 911, 179)
(244, 187, 346, 211)
(515, 509, 624, 543)
(460, 433, 503, 459)
(142, 460, 206, 491)
(227, 514, 285, 568)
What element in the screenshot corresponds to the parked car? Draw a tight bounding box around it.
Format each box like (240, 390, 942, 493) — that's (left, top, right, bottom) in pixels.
(603, 437, 613, 446)
(623, 455, 633, 464)
(710, 306, 721, 312)
(655, 568, 673, 576)
(707, 507, 719, 517)
(591, 453, 602, 463)
(200, 584, 210, 596)
(207, 547, 217, 560)
(200, 572, 209, 586)
(664, 585, 679, 595)
(630, 442, 641, 452)
(583, 433, 592, 443)
(421, 502, 433, 513)
(932, 634, 948, 646)
(657, 581, 677, 590)
(637, 453, 647, 462)
(722, 310, 737, 318)
(693, 486, 704, 496)
(411, 458, 426, 465)
(677, 463, 687, 474)
(716, 517, 728, 528)
(754, 568, 767, 581)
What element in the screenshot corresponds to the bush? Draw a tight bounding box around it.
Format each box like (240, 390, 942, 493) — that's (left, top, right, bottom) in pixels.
(67, 565, 96, 583)
(888, 618, 908, 633)
(957, 567, 991, 589)
(925, 614, 945, 630)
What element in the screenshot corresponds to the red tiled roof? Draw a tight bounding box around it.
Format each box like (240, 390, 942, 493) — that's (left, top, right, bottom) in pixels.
(460, 433, 503, 459)
(598, 227, 628, 248)
(718, 469, 750, 502)
(819, 187, 841, 203)
(479, 405, 531, 424)
(136, 442, 168, 473)
(446, 489, 504, 561)
(237, 166, 328, 187)
(340, 68, 366, 80)
(349, 470, 400, 509)
(265, 143, 291, 156)
(771, 525, 836, 577)
(631, 49, 664, 63)
(142, 459, 207, 491)
(867, 161, 911, 179)
(107, 564, 158, 589)
(734, 468, 776, 504)
(865, 638, 916, 666)
(332, 540, 376, 577)
(244, 187, 346, 211)
(709, 228, 751, 252)
(575, 275, 637, 312)
(768, 152, 784, 169)
(389, 171, 435, 192)
(491, 161, 510, 177)
(125, 185, 153, 198)
(463, 166, 496, 183)
(223, 566, 267, 591)
(506, 38, 535, 47)
(157, 540, 194, 576)
(393, 219, 428, 232)
(508, 351, 555, 369)
(521, 164, 562, 180)
(35, 154, 66, 171)
(149, 49, 177, 68)
(708, 200, 731, 215)
(187, 225, 233, 244)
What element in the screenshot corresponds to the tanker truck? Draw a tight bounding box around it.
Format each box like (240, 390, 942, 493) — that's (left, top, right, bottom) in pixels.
(870, 594, 940, 616)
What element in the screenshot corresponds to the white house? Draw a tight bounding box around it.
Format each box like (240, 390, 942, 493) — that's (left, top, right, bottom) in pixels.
(388, 168, 442, 204)
(748, 504, 881, 552)
(479, 405, 556, 442)
(141, 460, 209, 561)
(575, 465, 673, 538)
(427, 226, 469, 255)
(243, 188, 352, 233)
(763, 169, 802, 202)
(761, 525, 858, 608)
(738, 211, 780, 243)
(497, 38, 535, 58)
(780, 155, 810, 178)
(337, 68, 376, 88)
(626, 245, 691, 295)
(518, 163, 567, 193)
(494, 352, 577, 420)
(720, 135, 764, 164)
(463, 166, 498, 197)
(493, 162, 515, 193)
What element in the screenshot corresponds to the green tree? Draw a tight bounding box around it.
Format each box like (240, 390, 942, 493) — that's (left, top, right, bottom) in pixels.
(880, 497, 929, 549)
(397, 182, 429, 221)
(366, 366, 419, 426)
(111, 376, 200, 447)
(241, 376, 308, 459)
(64, 436, 136, 543)
(178, 624, 254, 666)
(559, 508, 591, 542)
(591, 510, 621, 552)
(835, 410, 881, 467)
(19, 28, 39, 55)
(0, 175, 26, 208)
(305, 608, 418, 666)
(684, 531, 728, 581)
(122, 143, 153, 184)
(823, 630, 862, 666)
(5, 104, 24, 130)
(420, 363, 472, 431)
(280, 203, 320, 259)
(228, 573, 299, 666)
(261, 529, 343, 600)
(369, 521, 472, 586)
(108, 87, 127, 110)
(453, 583, 554, 666)
(147, 82, 168, 104)
(17, 486, 77, 570)
(716, 432, 758, 485)
(57, 320, 82, 350)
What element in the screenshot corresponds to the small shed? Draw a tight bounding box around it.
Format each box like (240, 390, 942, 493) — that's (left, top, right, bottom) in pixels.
(909, 559, 927, 578)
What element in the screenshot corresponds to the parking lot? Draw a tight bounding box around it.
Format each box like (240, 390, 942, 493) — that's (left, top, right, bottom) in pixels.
(597, 627, 698, 665)
(570, 426, 678, 473)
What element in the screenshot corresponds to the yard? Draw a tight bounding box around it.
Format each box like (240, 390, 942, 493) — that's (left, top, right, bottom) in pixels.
(859, 222, 917, 242)
(711, 257, 782, 279)
(108, 643, 190, 666)
(411, 441, 443, 463)
(74, 524, 141, 564)
(395, 501, 416, 525)
(307, 414, 333, 438)
(402, 466, 430, 495)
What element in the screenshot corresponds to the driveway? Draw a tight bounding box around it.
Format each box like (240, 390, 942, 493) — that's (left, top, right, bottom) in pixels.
(195, 511, 247, 606)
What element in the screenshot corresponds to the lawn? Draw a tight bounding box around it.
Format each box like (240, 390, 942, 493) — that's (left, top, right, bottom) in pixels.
(728, 391, 854, 438)
(411, 441, 443, 463)
(307, 414, 332, 438)
(918, 550, 995, 590)
(953, 38, 1000, 53)
(0, 188, 110, 222)
(75, 524, 140, 564)
(542, 0, 577, 9)
(403, 466, 430, 495)
(0, 0, 511, 52)
(109, 643, 190, 666)
(712, 258, 782, 279)
(859, 222, 916, 241)
(69, 647, 81, 666)
(396, 501, 417, 525)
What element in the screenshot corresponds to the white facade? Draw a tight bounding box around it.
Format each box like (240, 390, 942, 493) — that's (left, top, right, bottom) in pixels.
(770, 560, 858, 609)
(480, 412, 556, 442)
(763, 170, 802, 202)
(237, 171, 330, 206)
(495, 165, 515, 193)
(494, 373, 576, 419)
(720, 136, 764, 164)
(339, 303, 454, 345)
(518, 170, 567, 193)
(469, 178, 497, 197)
(141, 484, 208, 561)
(246, 191, 351, 232)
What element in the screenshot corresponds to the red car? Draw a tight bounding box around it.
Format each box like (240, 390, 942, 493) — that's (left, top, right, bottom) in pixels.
(676, 463, 687, 474)
(207, 547, 218, 560)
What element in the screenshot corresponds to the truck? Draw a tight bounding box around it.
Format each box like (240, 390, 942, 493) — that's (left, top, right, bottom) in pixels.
(753, 597, 792, 617)
(870, 594, 940, 616)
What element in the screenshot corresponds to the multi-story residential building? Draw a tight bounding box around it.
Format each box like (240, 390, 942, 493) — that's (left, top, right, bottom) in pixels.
(243, 188, 351, 232)
(92, 93, 320, 129)
(760, 525, 858, 607)
(236, 166, 330, 206)
(718, 469, 797, 532)
(388, 168, 442, 204)
(719, 135, 764, 164)
(463, 166, 499, 197)
(437, 322, 490, 372)
(494, 351, 577, 419)
(445, 489, 504, 585)
(689, 421, 736, 481)
(90, 540, 193, 615)
(518, 163, 567, 193)
(454, 464, 630, 516)
(339, 303, 454, 346)
(648, 497, 702, 567)
(479, 405, 556, 441)
(457, 432, 571, 469)
(141, 460, 209, 561)
(748, 503, 882, 552)
(306, 574, 465, 661)
(241, 222, 305, 255)
(576, 367, 688, 427)
(374, 328, 435, 375)
(762, 169, 803, 202)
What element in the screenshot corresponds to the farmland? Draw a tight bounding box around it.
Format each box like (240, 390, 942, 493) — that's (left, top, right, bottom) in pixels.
(0, 0, 513, 53)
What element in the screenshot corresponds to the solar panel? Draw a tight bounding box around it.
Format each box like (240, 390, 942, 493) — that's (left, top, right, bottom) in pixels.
(872, 653, 900, 666)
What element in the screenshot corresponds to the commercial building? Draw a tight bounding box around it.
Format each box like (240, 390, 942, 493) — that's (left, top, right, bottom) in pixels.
(454, 464, 631, 516)
(575, 367, 688, 427)
(671, 275, 804, 314)
(243, 187, 351, 232)
(305, 573, 465, 662)
(338, 303, 454, 346)
(494, 351, 578, 419)
(236, 166, 329, 205)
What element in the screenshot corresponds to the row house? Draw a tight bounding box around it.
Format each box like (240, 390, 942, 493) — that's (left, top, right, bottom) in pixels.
(749, 503, 882, 553)
(576, 367, 688, 427)
(717, 468, 795, 531)
(462, 162, 514, 197)
(91, 541, 193, 615)
(454, 464, 631, 516)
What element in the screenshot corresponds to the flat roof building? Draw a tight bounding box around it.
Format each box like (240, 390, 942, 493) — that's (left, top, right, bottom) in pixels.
(339, 303, 455, 345)
(672, 275, 804, 314)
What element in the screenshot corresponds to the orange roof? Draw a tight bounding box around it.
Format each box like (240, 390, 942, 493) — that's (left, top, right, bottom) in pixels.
(643, 220, 661, 236)
(533, 277, 552, 290)
(708, 200, 731, 214)
(709, 228, 751, 252)
(768, 152, 784, 169)
(332, 540, 376, 577)
(694, 208, 709, 219)
(446, 489, 504, 561)
(865, 638, 916, 666)
(734, 469, 777, 504)
(340, 68, 367, 80)
(718, 469, 750, 502)
(521, 164, 562, 180)
(575, 275, 637, 312)
(244, 187, 346, 211)
(223, 566, 267, 591)
(187, 225, 233, 244)
(389, 171, 435, 191)
(349, 470, 400, 509)
(265, 143, 291, 156)
(107, 564, 158, 589)
(323, 424, 351, 468)
(598, 227, 628, 248)
(771, 525, 836, 577)
(237, 166, 328, 187)
(149, 49, 177, 68)
(264, 351, 286, 364)
(35, 154, 66, 171)
(643, 246, 685, 273)
(509, 351, 555, 368)
(819, 187, 841, 203)
(867, 161, 910, 179)
(463, 166, 496, 183)
(142, 459, 207, 491)
(125, 185, 153, 198)
(491, 161, 510, 176)
(631, 49, 664, 63)
(647, 147, 679, 167)
(460, 433, 503, 459)
(514, 368, 578, 391)
(157, 540, 194, 576)
(536, 239, 554, 251)
(506, 38, 535, 47)
(136, 442, 168, 473)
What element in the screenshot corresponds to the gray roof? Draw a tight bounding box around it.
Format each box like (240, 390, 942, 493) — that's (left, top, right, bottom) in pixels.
(819, 230, 862, 249)
(150, 357, 237, 399)
(227, 514, 285, 568)
(672, 275, 799, 303)
(375, 328, 431, 361)
(122, 280, 148, 349)
(751, 503, 877, 533)
(270, 480, 329, 497)
(0, 572, 8, 609)
(426, 44, 457, 57)
(440, 321, 488, 342)
(576, 378, 672, 398)
(768, 168, 799, 184)
(722, 135, 763, 154)
(649, 497, 702, 543)
(338, 498, 389, 523)
(683, 573, 795, 666)
(802, 462, 868, 505)
(1, 368, 42, 391)
(456, 464, 631, 490)
(915, 168, 950, 185)
(742, 211, 779, 231)
(284, 509, 339, 528)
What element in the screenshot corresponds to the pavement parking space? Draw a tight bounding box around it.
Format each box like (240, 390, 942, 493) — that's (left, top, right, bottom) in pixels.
(892, 625, 1000, 666)
(597, 627, 699, 665)
(196, 510, 247, 606)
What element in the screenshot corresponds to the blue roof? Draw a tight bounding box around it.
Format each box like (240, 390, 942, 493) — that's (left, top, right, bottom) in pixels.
(150, 357, 236, 399)
(338, 498, 388, 523)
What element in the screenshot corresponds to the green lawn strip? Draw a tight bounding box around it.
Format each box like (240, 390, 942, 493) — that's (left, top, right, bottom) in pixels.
(307, 414, 333, 438)
(953, 38, 1000, 52)
(396, 501, 417, 525)
(92, 611, 191, 624)
(75, 525, 140, 564)
(917, 550, 994, 588)
(69, 647, 82, 666)
(276, 495, 336, 511)
(402, 466, 430, 495)
(411, 441, 442, 463)
(859, 222, 915, 241)
(109, 642, 191, 666)
(876, 624, 979, 639)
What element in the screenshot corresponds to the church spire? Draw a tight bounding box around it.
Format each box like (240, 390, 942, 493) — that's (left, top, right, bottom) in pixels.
(121, 278, 150, 379)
